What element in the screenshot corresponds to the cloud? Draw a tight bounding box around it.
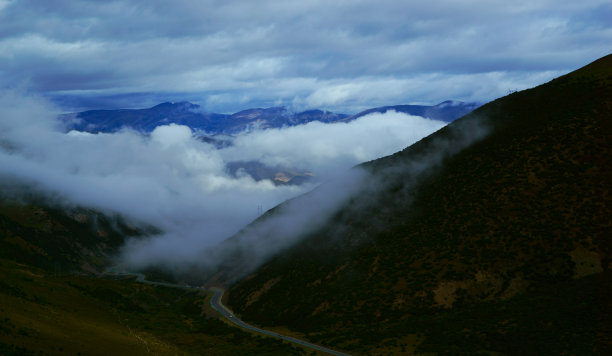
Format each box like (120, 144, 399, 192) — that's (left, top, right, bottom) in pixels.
(0, 1, 610, 112)
(0, 90, 446, 273)
(221, 111, 446, 176)
(195, 167, 372, 282)
(191, 106, 493, 284)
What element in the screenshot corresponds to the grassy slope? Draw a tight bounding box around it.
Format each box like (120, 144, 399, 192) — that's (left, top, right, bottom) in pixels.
(0, 258, 305, 355)
(226, 54, 612, 354)
(0, 200, 145, 273)
(0, 201, 307, 355)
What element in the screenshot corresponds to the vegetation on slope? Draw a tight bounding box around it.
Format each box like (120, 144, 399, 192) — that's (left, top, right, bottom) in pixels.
(0, 258, 305, 355)
(0, 197, 307, 355)
(225, 54, 612, 354)
(0, 195, 148, 273)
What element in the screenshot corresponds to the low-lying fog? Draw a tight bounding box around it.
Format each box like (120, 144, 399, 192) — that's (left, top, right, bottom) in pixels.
(0, 90, 446, 272)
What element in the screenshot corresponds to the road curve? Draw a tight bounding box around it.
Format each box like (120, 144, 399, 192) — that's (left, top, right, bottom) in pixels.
(209, 287, 350, 356)
(104, 268, 350, 356)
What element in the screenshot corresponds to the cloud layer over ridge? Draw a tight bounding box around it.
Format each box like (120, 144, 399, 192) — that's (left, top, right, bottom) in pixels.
(0, 90, 446, 271)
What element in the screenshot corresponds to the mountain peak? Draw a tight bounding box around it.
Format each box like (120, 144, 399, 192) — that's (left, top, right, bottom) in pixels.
(435, 100, 463, 107)
(152, 101, 200, 110)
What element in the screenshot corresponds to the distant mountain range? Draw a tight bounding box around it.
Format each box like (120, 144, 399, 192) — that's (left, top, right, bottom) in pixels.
(58, 100, 479, 186)
(2, 55, 610, 355)
(59, 101, 480, 134)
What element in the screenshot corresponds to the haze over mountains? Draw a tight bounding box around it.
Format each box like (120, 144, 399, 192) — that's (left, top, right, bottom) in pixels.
(1, 54, 610, 355)
(0, 90, 452, 274)
(60, 100, 479, 134)
(55, 100, 477, 187)
(1, 0, 610, 353)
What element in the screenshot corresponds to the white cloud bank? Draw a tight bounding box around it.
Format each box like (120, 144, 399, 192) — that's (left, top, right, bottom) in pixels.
(1, 0, 610, 112)
(0, 90, 446, 271)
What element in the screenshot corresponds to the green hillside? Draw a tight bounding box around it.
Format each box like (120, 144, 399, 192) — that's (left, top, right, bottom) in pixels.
(0, 198, 306, 355)
(0, 258, 306, 355)
(1, 203, 133, 273)
(225, 54, 612, 354)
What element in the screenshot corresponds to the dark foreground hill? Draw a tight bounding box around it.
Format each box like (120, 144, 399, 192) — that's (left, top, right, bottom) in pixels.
(222, 55, 612, 354)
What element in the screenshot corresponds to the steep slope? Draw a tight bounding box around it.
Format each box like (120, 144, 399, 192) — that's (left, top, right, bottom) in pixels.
(0, 193, 153, 273)
(0, 197, 306, 355)
(224, 54, 612, 354)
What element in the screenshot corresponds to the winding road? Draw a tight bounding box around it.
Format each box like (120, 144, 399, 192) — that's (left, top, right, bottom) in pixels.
(105, 268, 350, 356)
(208, 287, 349, 356)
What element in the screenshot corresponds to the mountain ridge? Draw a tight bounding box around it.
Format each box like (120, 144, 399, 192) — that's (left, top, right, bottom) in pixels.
(220, 54, 612, 354)
(59, 101, 479, 134)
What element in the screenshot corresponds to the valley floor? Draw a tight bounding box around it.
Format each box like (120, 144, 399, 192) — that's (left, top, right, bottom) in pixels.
(0, 259, 309, 355)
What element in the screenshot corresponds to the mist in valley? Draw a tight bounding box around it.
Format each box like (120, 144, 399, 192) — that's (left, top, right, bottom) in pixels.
(0, 89, 447, 277)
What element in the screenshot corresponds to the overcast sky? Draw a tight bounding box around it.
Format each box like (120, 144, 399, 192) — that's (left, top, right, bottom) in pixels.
(1, 0, 610, 113)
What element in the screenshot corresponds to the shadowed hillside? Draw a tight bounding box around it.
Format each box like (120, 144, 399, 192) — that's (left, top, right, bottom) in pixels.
(0, 195, 308, 355)
(0, 193, 149, 273)
(224, 54, 612, 354)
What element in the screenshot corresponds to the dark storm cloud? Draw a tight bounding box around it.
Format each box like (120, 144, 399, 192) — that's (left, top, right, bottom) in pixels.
(0, 0, 610, 112)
